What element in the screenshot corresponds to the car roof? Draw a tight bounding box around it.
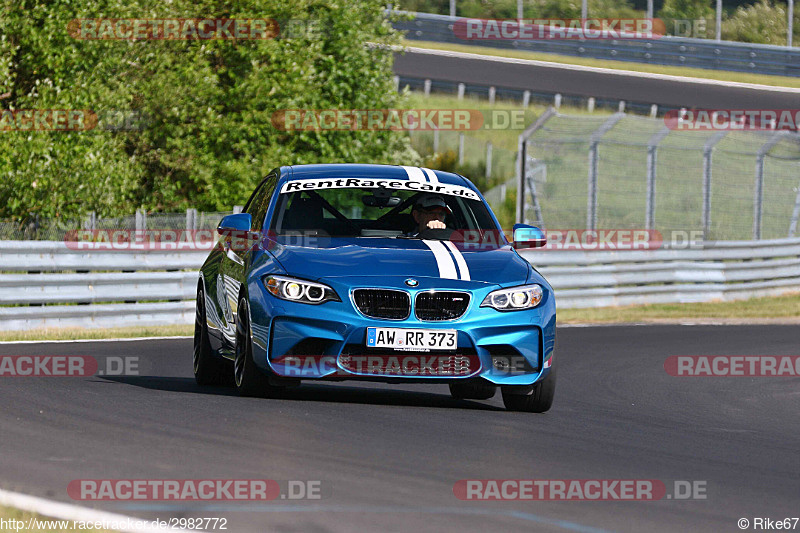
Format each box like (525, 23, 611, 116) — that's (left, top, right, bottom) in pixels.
(278, 164, 474, 189)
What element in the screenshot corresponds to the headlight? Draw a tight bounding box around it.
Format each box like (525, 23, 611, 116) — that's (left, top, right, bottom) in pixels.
(481, 284, 543, 311)
(263, 275, 340, 305)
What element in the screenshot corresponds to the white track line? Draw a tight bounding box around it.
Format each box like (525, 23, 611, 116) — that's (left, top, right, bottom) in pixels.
(0, 336, 192, 345)
(0, 488, 196, 532)
(401, 45, 800, 94)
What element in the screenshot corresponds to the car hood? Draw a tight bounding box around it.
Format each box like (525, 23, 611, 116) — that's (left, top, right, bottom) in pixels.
(267, 237, 530, 287)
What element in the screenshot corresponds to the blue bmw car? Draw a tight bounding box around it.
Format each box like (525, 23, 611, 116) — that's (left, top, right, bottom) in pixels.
(194, 164, 556, 412)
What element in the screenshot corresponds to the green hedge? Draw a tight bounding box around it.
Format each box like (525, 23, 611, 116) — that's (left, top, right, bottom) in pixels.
(0, 0, 418, 220)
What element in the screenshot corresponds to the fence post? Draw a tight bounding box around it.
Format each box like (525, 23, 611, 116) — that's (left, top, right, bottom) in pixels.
(424, 79, 431, 97)
(488, 86, 496, 105)
(516, 108, 557, 224)
(393, 75, 399, 92)
(517, 139, 526, 224)
(522, 90, 530, 108)
(754, 155, 766, 240)
(186, 208, 198, 231)
(650, 104, 658, 118)
(646, 147, 657, 230)
(587, 113, 625, 230)
(485, 141, 492, 179)
(433, 129, 440, 152)
(789, 179, 800, 237)
(587, 97, 595, 113)
(525, 175, 545, 227)
(701, 131, 727, 239)
(83, 211, 96, 231)
(135, 209, 147, 232)
(554, 93, 562, 109)
(458, 132, 465, 165)
(752, 132, 786, 239)
(457, 83, 465, 100)
(587, 145, 598, 230)
(646, 127, 670, 230)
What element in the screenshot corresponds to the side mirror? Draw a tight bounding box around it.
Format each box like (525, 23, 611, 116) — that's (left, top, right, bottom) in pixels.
(217, 213, 252, 233)
(512, 224, 546, 249)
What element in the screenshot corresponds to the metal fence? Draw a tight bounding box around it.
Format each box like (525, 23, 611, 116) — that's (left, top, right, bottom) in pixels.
(394, 12, 800, 77)
(0, 241, 206, 330)
(515, 109, 800, 241)
(397, 75, 671, 116)
(0, 209, 236, 241)
(524, 237, 800, 308)
(1, 237, 798, 330)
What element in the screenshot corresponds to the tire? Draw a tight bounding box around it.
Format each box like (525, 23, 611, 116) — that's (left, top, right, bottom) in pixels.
(501, 365, 557, 413)
(449, 381, 496, 400)
(193, 286, 225, 386)
(234, 297, 284, 398)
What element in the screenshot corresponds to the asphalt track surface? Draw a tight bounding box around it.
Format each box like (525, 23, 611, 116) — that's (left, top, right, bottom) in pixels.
(1, 325, 798, 533)
(393, 48, 800, 109)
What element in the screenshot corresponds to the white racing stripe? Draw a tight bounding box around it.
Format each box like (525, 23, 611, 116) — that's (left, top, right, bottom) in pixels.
(402, 166, 426, 182)
(444, 241, 470, 281)
(421, 167, 439, 184)
(422, 240, 458, 279)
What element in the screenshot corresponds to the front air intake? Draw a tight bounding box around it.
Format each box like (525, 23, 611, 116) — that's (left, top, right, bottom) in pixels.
(415, 291, 470, 321)
(352, 289, 410, 320)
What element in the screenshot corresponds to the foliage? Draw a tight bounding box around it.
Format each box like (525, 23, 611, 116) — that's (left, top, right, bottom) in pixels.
(658, 0, 714, 37)
(398, 0, 638, 19)
(722, 0, 798, 45)
(658, 0, 714, 22)
(0, 0, 417, 220)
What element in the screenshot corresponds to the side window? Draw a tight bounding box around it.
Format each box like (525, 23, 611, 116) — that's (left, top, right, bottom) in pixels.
(244, 174, 277, 231)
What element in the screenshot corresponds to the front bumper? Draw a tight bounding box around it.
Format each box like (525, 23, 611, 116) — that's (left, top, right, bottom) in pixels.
(246, 276, 556, 386)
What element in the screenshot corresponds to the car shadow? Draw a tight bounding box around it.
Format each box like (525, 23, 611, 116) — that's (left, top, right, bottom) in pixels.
(99, 375, 504, 411)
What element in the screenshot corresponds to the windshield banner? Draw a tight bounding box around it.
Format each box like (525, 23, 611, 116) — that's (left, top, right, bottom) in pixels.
(280, 178, 480, 200)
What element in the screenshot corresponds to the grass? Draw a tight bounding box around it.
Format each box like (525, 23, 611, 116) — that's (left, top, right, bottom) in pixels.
(401, 39, 800, 89)
(0, 505, 114, 533)
(0, 324, 192, 342)
(558, 292, 800, 323)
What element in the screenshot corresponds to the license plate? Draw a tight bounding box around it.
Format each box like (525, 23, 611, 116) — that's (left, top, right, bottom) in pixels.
(366, 327, 457, 351)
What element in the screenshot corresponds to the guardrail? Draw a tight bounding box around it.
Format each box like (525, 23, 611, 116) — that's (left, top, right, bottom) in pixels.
(0, 241, 205, 330)
(1, 238, 799, 330)
(522, 237, 800, 308)
(394, 12, 800, 77)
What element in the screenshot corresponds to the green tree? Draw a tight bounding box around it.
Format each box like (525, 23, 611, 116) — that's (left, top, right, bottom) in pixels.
(399, 0, 638, 19)
(658, 0, 714, 36)
(722, 0, 798, 45)
(0, 0, 418, 220)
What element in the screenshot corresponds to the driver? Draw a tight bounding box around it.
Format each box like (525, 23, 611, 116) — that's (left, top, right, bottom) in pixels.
(409, 194, 452, 236)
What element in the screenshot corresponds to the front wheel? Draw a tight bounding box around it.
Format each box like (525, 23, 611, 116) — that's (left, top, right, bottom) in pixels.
(193, 286, 225, 386)
(234, 297, 285, 398)
(501, 365, 557, 413)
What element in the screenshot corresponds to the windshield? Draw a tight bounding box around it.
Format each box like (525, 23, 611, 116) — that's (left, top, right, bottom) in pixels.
(270, 184, 499, 240)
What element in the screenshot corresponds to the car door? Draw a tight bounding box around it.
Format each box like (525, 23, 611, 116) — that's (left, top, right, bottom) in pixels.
(216, 174, 277, 353)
